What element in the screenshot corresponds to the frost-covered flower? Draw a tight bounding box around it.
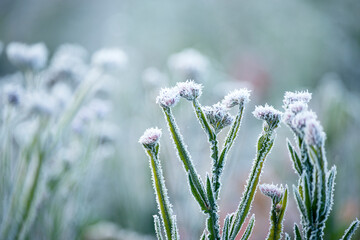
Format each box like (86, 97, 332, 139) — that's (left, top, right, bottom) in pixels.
(253, 104, 282, 130)
(168, 48, 208, 80)
(3, 84, 24, 106)
(26, 91, 57, 117)
(6, 42, 48, 70)
(283, 91, 312, 109)
(203, 103, 234, 134)
(176, 80, 203, 101)
(222, 88, 251, 109)
(259, 184, 284, 204)
(139, 127, 162, 149)
(156, 87, 180, 108)
(282, 102, 308, 126)
(91, 48, 128, 72)
(305, 119, 326, 147)
(291, 111, 317, 135)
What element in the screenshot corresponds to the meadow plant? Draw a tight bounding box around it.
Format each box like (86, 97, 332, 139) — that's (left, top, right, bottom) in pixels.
(140, 83, 359, 240)
(0, 42, 124, 240)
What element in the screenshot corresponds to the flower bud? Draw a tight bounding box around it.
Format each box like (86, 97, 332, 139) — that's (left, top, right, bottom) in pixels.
(203, 103, 234, 134)
(305, 119, 326, 147)
(156, 87, 180, 108)
(222, 88, 251, 109)
(259, 184, 284, 204)
(283, 91, 312, 109)
(176, 80, 203, 101)
(253, 104, 282, 130)
(139, 127, 162, 150)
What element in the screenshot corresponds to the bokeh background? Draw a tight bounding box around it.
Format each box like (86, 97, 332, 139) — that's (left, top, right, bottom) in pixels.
(0, 0, 359, 239)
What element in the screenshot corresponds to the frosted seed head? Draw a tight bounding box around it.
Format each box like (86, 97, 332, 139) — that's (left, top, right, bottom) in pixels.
(283, 102, 308, 126)
(305, 119, 325, 147)
(253, 104, 282, 130)
(203, 103, 234, 134)
(91, 48, 128, 72)
(259, 184, 284, 204)
(139, 127, 162, 150)
(156, 87, 180, 108)
(283, 91, 312, 109)
(176, 80, 203, 100)
(3, 84, 24, 106)
(222, 88, 251, 109)
(168, 48, 208, 79)
(6, 42, 48, 71)
(291, 111, 317, 135)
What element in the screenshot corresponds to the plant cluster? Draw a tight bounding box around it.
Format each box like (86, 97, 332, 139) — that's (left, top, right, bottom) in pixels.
(140, 81, 359, 240)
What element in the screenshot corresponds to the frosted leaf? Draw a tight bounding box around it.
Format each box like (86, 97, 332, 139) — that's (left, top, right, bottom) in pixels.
(222, 88, 251, 109)
(139, 127, 162, 149)
(176, 80, 203, 101)
(6, 42, 48, 70)
(156, 87, 180, 108)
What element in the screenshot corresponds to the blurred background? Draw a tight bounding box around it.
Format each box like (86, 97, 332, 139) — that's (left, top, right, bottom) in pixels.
(0, 0, 359, 239)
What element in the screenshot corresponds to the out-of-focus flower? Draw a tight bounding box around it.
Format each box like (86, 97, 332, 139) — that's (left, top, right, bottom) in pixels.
(222, 88, 251, 109)
(26, 91, 58, 117)
(139, 127, 162, 150)
(203, 103, 234, 134)
(168, 48, 208, 80)
(91, 48, 128, 73)
(6, 42, 48, 71)
(3, 83, 24, 107)
(156, 87, 180, 108)
(142, 67, 167, 88)
(176, 80, 203, 101)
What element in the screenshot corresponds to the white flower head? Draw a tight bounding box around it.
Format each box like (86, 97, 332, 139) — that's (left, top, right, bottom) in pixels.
(222, 88, 251, 109)
(176, 80, 203, 101)
(291, 110, 317, 135)
(305, 119, 326, 147)
(139, 127, 162, 149)
(156, 87, 180, 108)
(3, 83, 24, 106)
(26, 91, 57, 117)
(253, 104, 282, 130)
(203, 103, 234, 134)
(283, 102, 308, 126)
(283, 91, 312, 109)
(259, 184, 284, 204)
(168, 48, 208, 80)
(6, 42, 48, 71)
(91, 48, 128, 72)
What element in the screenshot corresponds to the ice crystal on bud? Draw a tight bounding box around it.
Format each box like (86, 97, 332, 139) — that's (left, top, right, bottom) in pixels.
(176, 80, 203, 101)
(222, 88, 251, 109)
(253, 104, 282, 130)
(156, 87, 180, 108)
(203, 103, 234, 134)
(283, 91, 312, 109)
(139, 127, 162, 149)
(259, 184, 284, 204)
(305, 119, 325, 147)
(91, 48, 128, 72)
(6, 42, 48, 70)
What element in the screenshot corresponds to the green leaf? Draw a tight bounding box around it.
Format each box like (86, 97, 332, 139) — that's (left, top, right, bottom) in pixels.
(293, 186, 308, 220)
(188, 172, 208, 212)
(287, 139, 303, 176)
(222, 214, 232, 240)
(294, 223, 302, 240)
(240, 214, 255, 240)
(340, 219, 360, 240)
(324, 166, 336, 220)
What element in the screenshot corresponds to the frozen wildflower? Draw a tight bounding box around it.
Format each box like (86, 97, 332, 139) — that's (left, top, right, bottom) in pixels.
(139, 127, 162, 150)
(6, 42, 48, 70)
(176, 80, 203, 101)
(168, 48, 208, 79)
(253, 104, 282, 130)
(222, 88, 251, 109)
(283, 91, 312, 109)
(282, 102, 308, 126)
(203, 103, 234, 134)
(259, 184, 284, 204)
(91, 48, 128, 72)
(291, 111, 317, 135)
(142, 67, 167, 87)
(156, 87, 180, 108)
(305, 119, 326, 147)
(3, 84, 24, 106)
